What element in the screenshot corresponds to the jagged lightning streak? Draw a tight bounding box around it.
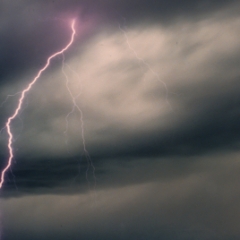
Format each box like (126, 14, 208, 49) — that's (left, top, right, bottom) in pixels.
(119, 22, 172, 110)
(0, 19, 76, 189)
(61, 55, 83, 147)
(61, 55, 96, 187)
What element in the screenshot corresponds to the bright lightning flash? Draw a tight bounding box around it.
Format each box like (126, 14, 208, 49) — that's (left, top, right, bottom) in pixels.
(0, 19, 76, 189)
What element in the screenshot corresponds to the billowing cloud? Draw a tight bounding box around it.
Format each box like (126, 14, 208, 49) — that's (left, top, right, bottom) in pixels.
(1, 1, 240, 239)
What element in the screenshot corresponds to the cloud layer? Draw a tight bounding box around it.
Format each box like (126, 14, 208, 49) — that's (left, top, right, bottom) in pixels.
(1, 0, 240, 239)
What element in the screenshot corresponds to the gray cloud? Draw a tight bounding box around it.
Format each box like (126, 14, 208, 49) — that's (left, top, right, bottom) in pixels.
(2, 154, 240, 239)
(1, 0, 239, 82)
(1, 10, 240, 193)
(1, 1, 240, 239)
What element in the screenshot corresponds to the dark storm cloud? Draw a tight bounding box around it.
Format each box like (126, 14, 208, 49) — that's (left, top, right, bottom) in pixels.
(3, 157, 240, 240)
(1, 2, 240, 240)
(1, 156, 95, 196)
(0, 0, 238, 82)
(112, 77, 240, 159)
(1, 0, 240, 195)
(3, 76, 240, 195)
(39, 0, 239, 22)
(0, 0, 93, 84)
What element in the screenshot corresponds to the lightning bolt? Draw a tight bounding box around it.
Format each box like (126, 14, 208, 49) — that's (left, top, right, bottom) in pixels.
(61, 54, 82, 148)
(119, 21, 172, 110)
(0, 92, 21, 108)
(0, 19, 76, 189)
(61, 54, 96, 187)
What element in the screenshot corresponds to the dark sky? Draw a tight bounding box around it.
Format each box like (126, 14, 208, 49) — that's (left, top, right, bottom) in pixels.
(1, 0, 240, 239)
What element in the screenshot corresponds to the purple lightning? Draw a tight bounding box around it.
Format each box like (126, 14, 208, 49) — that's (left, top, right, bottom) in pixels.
(0, 19, 76, 189)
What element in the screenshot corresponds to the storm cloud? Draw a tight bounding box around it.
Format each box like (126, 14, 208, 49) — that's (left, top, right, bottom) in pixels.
(1, 0, 240, 239)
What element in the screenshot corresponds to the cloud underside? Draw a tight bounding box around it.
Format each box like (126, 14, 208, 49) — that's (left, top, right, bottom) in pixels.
(2, 154, 240, 239)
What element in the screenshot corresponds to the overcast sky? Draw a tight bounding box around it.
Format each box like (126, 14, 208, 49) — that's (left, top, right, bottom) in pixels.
(1, 0, 240, 239)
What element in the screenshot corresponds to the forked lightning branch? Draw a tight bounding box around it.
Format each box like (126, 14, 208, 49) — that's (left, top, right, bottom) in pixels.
(0, 19, 76, 188)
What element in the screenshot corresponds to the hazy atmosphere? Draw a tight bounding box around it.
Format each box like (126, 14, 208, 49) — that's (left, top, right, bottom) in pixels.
(1, 0, 240, 239)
